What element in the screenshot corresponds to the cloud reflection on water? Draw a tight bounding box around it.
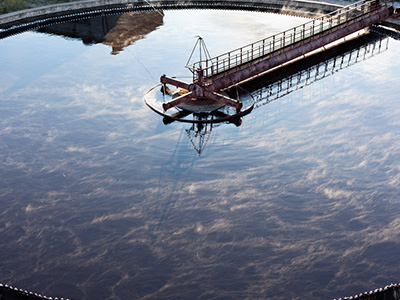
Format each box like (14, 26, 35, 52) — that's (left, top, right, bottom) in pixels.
(1, 9, 400, 300)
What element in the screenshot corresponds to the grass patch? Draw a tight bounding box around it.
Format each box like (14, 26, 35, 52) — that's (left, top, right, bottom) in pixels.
(1, 0, 29, 13)
(1, 0, 80, 14)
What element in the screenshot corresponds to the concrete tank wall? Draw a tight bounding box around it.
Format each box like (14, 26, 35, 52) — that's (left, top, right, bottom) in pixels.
(0, 0, 343, 28)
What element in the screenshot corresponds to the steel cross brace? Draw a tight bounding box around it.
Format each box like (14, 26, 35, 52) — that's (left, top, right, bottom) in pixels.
(160, 75, 243, 112)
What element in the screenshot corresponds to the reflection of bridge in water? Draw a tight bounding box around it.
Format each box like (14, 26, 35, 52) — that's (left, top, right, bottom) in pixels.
(249, 30, 389, 110)
(181, 30, 389, 155)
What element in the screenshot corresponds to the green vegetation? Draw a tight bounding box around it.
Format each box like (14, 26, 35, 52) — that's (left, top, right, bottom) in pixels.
(1, 0, 79, 14)
(1, 0, 29, 13)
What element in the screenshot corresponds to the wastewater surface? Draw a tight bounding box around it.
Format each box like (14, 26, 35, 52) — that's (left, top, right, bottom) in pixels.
(1, 9, 400, 300)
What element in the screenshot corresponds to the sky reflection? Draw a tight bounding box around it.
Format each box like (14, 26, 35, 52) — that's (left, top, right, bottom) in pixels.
(0, 9, 400, 300)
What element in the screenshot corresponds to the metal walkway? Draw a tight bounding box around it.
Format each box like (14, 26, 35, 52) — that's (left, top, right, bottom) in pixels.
(161, 0, 394, 111)
(186, 0, 386, 81)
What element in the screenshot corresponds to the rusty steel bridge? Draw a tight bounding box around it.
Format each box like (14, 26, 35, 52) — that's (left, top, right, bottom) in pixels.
(161, 0, 394, 112)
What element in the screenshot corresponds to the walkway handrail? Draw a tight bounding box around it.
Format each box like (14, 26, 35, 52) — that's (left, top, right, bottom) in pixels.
(186, 0, 381, 80)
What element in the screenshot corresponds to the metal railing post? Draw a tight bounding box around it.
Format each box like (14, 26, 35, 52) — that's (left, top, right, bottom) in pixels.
(312, 20, 315, 35)
(273, 35, 275, 51)
(294, 27, 296, 42)
(262, 39, 265, 56)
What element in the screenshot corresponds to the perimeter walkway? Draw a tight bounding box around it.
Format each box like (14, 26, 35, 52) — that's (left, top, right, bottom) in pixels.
(1, 0, 398, 36)
(0, 0, 345, 28)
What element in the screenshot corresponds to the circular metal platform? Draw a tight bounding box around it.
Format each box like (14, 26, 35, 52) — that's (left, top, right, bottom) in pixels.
(176, 97, 225, 113)
(144, 84, 254, 124)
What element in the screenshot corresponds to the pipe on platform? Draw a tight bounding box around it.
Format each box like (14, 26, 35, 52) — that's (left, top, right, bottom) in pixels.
(160, 75, 191, 90)
(208, 5, 394, 91)
(162, 89, 242, 111)
(161, 75, 242, 111)
(203, 90, 243, 111)
(162, 91, 194, 111)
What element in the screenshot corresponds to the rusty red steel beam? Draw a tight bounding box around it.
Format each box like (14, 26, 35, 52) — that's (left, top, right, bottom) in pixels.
(161, 86, 243, 111)
(203, 90, 243, 111)
(160, 75, 191, 90)
(162, 91, 194, 111)
(207, 5, 394, 91)
(161, 75, 243, 111)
